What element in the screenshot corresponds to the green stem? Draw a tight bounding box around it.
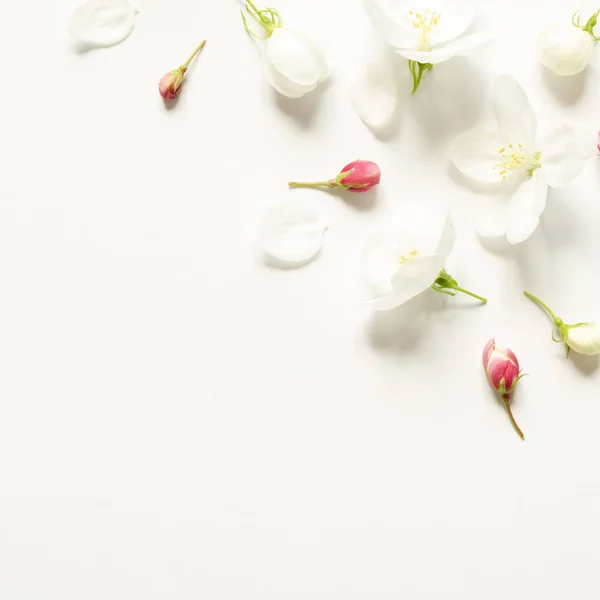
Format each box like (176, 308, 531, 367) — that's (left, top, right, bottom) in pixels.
(181, 40, 206, 70)
(523, 290, 561, 325)
(408, 60, 433, 94)
(288, 180, 334, 189)
(503, 396, 524, 441)
(452, 285, 488, 304)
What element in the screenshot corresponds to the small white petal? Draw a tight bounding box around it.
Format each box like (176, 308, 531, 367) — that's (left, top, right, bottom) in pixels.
(565, 324, 600, 356)
(266, 28, 325, 87)
(398, 31, 488, 64)
(541, 123, 594, 188)
(262, 57, 317, 98)
(492, 75, 537, 147)
(257, 201, 327, 265)
(434, 211, 456, 261)
(538, 24, 594, 76)
(427, 0, 476, 47)
(449, 130, 510, 184)
(505, 170, 547, 244)
(350, 43, 399, 129)
(388, 254, 446, 308)
(362, 0, 418, 48)
(68, 0, 136, 47)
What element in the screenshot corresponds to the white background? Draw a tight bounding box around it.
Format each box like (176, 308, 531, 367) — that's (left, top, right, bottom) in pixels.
(1, 0, 600, 597)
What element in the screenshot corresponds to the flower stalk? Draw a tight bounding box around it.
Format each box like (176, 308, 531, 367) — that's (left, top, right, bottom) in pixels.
(408, 60, 433, 94)
(241, 0, 282, 39)
(431, 269, 487, 303)
(573, 8, 600, 40)
(503, 394, 525, 440)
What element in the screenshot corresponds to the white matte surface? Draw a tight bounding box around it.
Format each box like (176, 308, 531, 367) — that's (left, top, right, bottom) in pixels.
(1, 0, 600, 598)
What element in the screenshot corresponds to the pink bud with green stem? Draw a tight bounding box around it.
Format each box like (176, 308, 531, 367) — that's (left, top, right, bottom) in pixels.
(483, 339, 527, 440)
(159, 40, 206, 100)
(288, 160, 381, 193)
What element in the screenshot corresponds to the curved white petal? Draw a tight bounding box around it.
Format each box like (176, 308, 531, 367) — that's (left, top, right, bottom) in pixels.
(541, 123, 594, 188)
(449, 130, 510, 183)
(389, 254, 445, 307)
(68, 0, 136, 47)
(505, 171, 547, 244)
(492, 75, 537, 147)
(434, 211, 456, 262)
(475, 197, 509, 238)
(427, 0, 476, 46)
(362, 0, 417, 48)
(262, 58, 317, 98)
(565, 324, 600, 356)
(257, 201, 327, 265)
(398, 31, 488, 64)
(538, 24, 594, 76)
(265, 28, 325, 87)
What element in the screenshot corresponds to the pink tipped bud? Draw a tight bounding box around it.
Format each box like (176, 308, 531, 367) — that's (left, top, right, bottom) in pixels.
(159, 68, 185, 99)
(483, 339, 525, 440)
(338, 160, 381, 192)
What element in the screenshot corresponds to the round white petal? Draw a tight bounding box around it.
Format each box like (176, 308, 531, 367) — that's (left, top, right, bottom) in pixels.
(565, 324, 600, 355)
(492, 75, 537, 147)
(398, 31, 489, 64)
(68, 0, 136, 47)
(257, 201, 327, 265)
(538, 24, 594, 76)
(450, 130, 511, 184)
(262, 57, 317, 98)
(505, 170, 547, 244)
(362, 0, 418, 48)
(265, 28, 325, 87)
(540, 123, 594, 188)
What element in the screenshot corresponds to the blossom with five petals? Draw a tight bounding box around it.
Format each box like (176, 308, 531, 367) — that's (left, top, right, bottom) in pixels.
(450, 75, 594, 244)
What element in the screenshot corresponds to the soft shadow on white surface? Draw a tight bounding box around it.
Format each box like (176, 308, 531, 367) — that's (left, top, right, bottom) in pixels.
(570, 352, 600, 376)
(286, 186, 379, 212)
(275, 79, 330, 128)
(541, 66, 588, 106)
(409, 58, 487, 145)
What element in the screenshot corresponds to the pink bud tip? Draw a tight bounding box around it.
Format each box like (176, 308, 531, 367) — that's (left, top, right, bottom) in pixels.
(483, 338, 521, 395)
(159, 69, 184, 100)
(339, 160, 381, 193)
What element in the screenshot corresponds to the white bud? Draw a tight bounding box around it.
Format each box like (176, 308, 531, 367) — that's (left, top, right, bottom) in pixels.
(538, 24, 594, 76)
(564, 323, 600, 355)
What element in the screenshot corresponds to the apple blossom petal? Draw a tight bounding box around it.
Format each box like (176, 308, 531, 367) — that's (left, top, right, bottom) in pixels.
(389, 254, 446, 307)
(449, 130, 511, 184)
(266, 28, 325, 87)
(538, 24, 594, 76)
(492, 75, 537, 147)
(482, 338, 495, 370)
(434, 210, 456, 262)
(362, 0, 417, 48)
(505, 170, 547, 245)
(397, 32, 489, 65)
(487, 350, 520, 392)
(565, 324, 600, 356)
(257, 201, 327, 265)
(68, 0, 137, 47)
(262, 57, 317, 98)
(427, 0, 476, 46)
(541, 123, 594, 188)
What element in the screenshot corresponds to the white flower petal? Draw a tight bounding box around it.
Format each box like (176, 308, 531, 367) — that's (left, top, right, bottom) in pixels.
(475, 197, 509, 238)
(68, 0, 136, 47)
(257, 201, 327, 265)
(388, 254, 445, 308)
(262, 57, 317, 98)
(362, 0, 417, 48)
(541, 123, 594, 188)
(398, 31, 489, 64)
(265, 28, 325, 87)
(505, 170, 547, 244)
(434, 210, 456, 261)
(350, 43, 398, 129)
(538, 24, 594, 76)
(565, 324, 600, 356)
(492, 75, 537, 147)
(427, 0, 476, 47)
(449, 130, 510, 184)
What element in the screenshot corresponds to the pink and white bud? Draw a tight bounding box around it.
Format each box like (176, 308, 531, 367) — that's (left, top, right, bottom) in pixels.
(338, 160, 381, 192)
(159, 68, 185, 99)
(482, 338, 525, 440)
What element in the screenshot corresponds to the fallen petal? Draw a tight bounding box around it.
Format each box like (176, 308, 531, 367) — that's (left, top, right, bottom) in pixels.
(68, 0, 137, 47)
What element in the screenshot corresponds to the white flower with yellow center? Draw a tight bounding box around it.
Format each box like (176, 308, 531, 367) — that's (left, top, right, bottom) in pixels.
(363, 0, 489, 92)
(450, 75, 594, 245)
(361, 204, 486, 310)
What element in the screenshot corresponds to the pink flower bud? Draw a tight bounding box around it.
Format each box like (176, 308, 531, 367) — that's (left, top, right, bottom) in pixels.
(482, 338, 525, 440)
(597, 130, 600, 153)
(159, 68, 185, 99)
(338, 160, 381, 192)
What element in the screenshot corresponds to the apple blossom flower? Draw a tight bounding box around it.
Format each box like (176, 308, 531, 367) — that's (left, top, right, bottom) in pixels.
(288, 160, 381, 193)
(159, 41, 206, 100)
(363, 0, 491, 93)
(450, 75, 594, 244)
(360, 204, 486, 310)
(241, 0, 327, 99)
(68, 0, 138, 48)
(256, 200, 328, 266)
(483, 339, 526, 440)
(538, 9, 600, 76)
(524, 291, 600, 357)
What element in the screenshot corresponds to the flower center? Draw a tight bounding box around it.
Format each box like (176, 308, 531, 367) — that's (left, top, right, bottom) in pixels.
(494, 143, 542, 179)
(405, 9, 442, 51)
(398, 249, 419, 267)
